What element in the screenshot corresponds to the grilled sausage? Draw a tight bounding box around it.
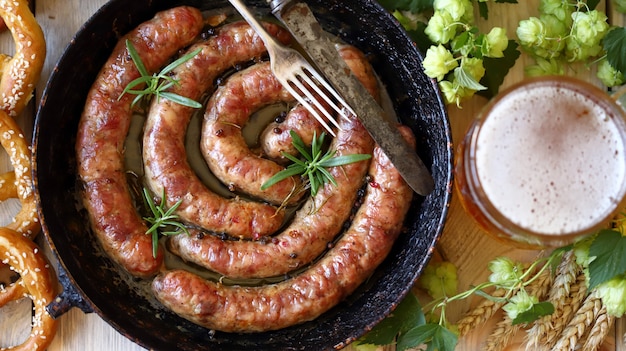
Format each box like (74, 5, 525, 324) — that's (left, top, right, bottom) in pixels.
(260, 44, 379, 161)
(76, 6, 204, 277)
(168, 43, 380, 279)
(152, 126, 415, 332)
(169, 110, 374, 278)
(142, 21, 292, 239)
(200, 61, 303, 205)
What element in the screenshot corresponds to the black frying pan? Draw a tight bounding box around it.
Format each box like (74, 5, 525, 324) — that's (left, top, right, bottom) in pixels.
(32, 0, 453, 350)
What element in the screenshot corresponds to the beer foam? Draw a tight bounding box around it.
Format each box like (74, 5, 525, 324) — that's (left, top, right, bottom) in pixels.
(475, 84, 626, 235)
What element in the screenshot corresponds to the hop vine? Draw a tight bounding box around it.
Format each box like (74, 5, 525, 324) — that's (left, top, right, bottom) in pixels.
(386, 0, 519, 107)
(517, 0, 625, 86)
(381, 0, 626, 107)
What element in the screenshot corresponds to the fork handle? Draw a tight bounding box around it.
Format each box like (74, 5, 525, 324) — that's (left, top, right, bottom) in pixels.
(228, 0, 282, 54)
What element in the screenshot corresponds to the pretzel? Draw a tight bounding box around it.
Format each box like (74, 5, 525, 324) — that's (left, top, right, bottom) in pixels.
(0, 227, 58, 351)
(0, 279, 27, 306)
(0, 0, 45, 117)
(0, 170, 16, 201)
(0, 0, 29, 33)
(0, 109, 39, 238)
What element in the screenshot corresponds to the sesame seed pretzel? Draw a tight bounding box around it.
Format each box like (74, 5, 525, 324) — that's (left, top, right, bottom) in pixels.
(0, 170, 16, 200)
(0, 0, 28, 33)
(0, 227, 57, 351)
(0, 278, 27, 306)
(0, 109, 39, 238)
(0, 0, 45, 117)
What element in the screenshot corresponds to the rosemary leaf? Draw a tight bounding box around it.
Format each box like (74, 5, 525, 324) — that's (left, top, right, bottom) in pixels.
(142, 188, 189, 258)
(260, 130, 371, 197)
(119, 41, 202, 108)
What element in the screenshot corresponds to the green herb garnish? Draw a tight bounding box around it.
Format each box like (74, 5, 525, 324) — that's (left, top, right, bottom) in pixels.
(142, 188, 189, 258)
(261, 130, 371, 197)
(119, 40, 203, 108)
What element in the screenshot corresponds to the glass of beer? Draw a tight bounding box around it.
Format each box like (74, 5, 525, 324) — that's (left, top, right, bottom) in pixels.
(455, 76, 626, 249)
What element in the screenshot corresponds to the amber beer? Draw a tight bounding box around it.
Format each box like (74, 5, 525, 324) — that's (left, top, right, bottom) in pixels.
(456, 76, 626, 248)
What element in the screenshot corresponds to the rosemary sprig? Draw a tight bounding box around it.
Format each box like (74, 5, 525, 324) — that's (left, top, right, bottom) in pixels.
(142, 188, 189, 258)
(261, 130, 372, 196)
(119, 40, 203, 108)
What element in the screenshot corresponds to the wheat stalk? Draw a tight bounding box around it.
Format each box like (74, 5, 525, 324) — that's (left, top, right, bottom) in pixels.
(525, 251, 586, 351)
(543, 274, 588, 348)
(483, 268, 552, 351)
(552, 291, 603, 351)
(484, 314, 517, 351)
(581, 305, 613, 351)
(457, 288, 508, 337)
(550, 250, 580, 297)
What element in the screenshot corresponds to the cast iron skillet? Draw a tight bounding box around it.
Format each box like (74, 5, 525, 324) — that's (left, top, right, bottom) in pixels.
(32, 0, 452, 350)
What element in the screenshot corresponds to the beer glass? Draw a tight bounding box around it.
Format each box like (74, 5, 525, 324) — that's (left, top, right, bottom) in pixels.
(455, 76, 626, 249)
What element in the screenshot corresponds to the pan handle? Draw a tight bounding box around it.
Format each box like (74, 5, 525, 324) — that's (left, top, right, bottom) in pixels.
(46, 264, 94, 318)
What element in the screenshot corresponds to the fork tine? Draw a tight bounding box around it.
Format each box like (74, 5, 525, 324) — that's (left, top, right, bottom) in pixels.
(300, 66, 356, 120)
(288, 75, 342, 129)
(296, 69, 353, 125)
(280, 79, 338, 137)
(226, 0, 354, 138)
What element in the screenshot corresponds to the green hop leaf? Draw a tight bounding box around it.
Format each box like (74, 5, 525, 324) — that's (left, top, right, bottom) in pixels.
(405, 21, 435, 54)
(479, 40, 521, 98)
(357, 292, 426, 346)
(455, 57, 487, 90)
(585, 0, 601, 11)
(377, 0, 434, 12)
(588, 229, 626, 290)
(604, 27, 626, 74)
(397, 323, 458, 351)
(511, 301, 555, 325)
(478, 0, 518, 20)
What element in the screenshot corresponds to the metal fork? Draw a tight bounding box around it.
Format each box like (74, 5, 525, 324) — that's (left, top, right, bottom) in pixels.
(228, 0, 354, 136)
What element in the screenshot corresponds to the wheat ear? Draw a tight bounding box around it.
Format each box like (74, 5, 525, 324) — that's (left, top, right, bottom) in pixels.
(483, 268, 552, 351)
(552, 291, 603, 351)
(579, 303, 612, 351)
(457, 288, 508, 337)
(525, 251, 586, 351)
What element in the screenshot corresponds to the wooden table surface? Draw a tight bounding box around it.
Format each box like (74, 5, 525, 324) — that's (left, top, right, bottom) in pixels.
(0, 0, 624, 350)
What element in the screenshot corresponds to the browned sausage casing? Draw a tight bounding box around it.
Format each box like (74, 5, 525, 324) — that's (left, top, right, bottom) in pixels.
(169, 113, 373, 278)
(260, 44, 380, 161)
(76, 6, 204, 278)
(201, 61, 303, 205)
(143, 21, 292, 239)
(152, 126, 415, 332)
(168, 44, 380, 279)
